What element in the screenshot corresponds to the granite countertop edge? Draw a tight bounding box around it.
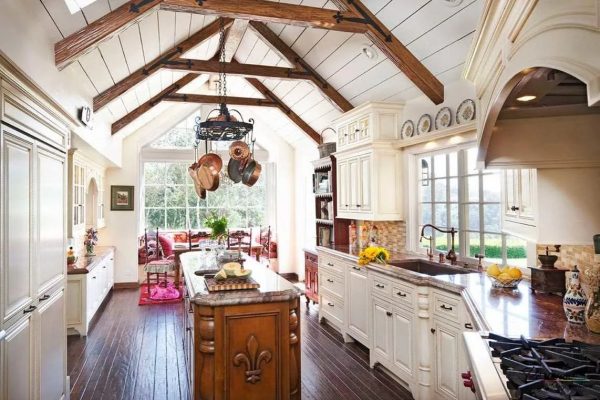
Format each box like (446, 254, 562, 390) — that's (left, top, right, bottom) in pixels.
(67, 246, 116, 275)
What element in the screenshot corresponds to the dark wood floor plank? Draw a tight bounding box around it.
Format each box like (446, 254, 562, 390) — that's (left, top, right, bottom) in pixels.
(68, 289, 412, 400)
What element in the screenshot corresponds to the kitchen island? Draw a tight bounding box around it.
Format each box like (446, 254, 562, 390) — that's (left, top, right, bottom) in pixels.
(180, 251, 301, 400)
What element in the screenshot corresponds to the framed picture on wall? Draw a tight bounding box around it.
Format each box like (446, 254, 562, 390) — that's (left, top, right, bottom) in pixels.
(111, 185, 134, 211)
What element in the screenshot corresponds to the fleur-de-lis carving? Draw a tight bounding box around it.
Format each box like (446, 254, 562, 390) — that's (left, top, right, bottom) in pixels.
(233, 335, 272, 384)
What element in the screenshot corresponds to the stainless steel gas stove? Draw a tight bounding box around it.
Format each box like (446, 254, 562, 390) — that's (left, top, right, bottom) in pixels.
(463, 331, 600, 400)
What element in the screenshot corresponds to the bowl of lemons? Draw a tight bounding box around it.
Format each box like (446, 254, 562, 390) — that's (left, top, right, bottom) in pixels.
(486, 264, 523, 288)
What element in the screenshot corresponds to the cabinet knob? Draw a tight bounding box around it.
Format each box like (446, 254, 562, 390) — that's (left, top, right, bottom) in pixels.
(510, 206, 520, 211)
(103, 266, 107, 269)
(23, 305, 37, 314)
(92, 276, 97, 279)
(386, 311, 392, 317)
(356, 204, 361, 208)
(39, 294, 50, 301)
(345, 204, 349, 207)
(431, 328, 436, 334)
(464, 323, 473, 330)
(396, 292, 407, 297)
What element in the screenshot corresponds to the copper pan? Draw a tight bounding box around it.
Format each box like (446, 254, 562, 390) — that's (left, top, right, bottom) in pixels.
(242, 159, 261, 187)
(197, 152, 223, 173)
(227, 158, 244, 183)
(188, 164, 205, 199)
(196, 163, 220, 191)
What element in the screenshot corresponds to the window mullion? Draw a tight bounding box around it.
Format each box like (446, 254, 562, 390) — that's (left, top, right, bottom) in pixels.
(457, 150, 467, 257)
(479, 169, 485, 259)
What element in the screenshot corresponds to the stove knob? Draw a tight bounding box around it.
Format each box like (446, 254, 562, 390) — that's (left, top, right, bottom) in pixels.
(461, 371, 471, 380)
(463, 379, 476, 393)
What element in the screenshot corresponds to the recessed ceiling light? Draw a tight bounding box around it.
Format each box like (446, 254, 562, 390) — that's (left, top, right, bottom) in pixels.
(516, 95, 537, 102)
(362, 46, 378, 61)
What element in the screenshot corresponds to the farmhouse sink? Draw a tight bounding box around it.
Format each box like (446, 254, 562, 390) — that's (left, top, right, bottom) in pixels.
(388, 259, 472, 276)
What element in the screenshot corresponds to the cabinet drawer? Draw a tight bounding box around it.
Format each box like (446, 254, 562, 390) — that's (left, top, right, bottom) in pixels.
(319, 254, 345, 276)
(371, 275, 393, 299)
(320, 292, 344, 325)
(320, 270, 344, 298)
(432, 290, 460, 323)
(392, 282, 415, 309)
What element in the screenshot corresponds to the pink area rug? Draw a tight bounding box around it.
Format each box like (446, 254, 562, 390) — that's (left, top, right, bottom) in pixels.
(138, 281, 182, 306)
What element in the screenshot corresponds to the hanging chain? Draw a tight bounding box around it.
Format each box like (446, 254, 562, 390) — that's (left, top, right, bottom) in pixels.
(218, 18, 228, 107)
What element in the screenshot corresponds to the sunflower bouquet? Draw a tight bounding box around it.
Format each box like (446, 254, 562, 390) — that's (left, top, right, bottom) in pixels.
(357, 246, 390, 266)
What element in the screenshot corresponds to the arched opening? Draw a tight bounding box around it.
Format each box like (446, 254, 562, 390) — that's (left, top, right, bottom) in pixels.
(86, 177, 98, 229)
(479, 67, 600, 168)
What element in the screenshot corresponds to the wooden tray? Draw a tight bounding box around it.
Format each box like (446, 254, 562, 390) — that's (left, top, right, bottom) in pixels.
(205, 277, 260, 292)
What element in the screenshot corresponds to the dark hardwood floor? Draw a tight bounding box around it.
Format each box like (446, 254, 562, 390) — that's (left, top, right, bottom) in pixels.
(67, 289, 413, 400)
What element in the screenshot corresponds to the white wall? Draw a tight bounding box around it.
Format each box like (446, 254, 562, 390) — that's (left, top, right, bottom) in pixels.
(0, 0, 122, 165)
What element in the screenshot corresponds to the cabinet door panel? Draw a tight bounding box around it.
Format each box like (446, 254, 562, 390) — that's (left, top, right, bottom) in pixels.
(38, 290, 66, 400)
(4, 317, 33, 400)
(347, 269, 368, 343)
(393, 307, 414, 379)
(2, 131, 33, 323)
(359, 156, 371, 211)
(372, 299, 392, 362)
(519, 169, 535, 220)
(348, 158, 360, 210)
(337, 161, 349, 211)
(504, 170, 517, 217)
(36, 148, 65, 293)
(434, 320, 460, 399)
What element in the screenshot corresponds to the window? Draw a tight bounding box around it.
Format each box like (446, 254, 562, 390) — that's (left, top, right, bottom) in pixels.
(143, 161, 266, 230)
(417, 147, 527, 267)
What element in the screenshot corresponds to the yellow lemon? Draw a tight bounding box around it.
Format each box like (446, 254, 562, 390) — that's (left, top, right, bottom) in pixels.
(508, 268, 522, 279)
(501, 266, 510, 274)
(486, 264, 501, 277)
(497, 272, 512, 283)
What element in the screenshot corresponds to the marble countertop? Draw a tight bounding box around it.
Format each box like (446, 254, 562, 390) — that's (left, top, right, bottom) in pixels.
(67, 246, 115, 275)
(181, 251, 301, 306)
(318, 245, 600, 345)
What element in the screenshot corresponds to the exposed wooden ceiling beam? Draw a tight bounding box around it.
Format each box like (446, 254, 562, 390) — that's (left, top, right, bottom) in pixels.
(160, 0, 367, 33)
(163, 93, 279, 107)
(111, 73, 198, 134)
(249, 21, 353, 113)
(162, 59, 310, 79)
(330, 0, 444, 105)
(94, 17, 233, 112)
(245, 77, 321, 144)
(55, 0, 162, 70)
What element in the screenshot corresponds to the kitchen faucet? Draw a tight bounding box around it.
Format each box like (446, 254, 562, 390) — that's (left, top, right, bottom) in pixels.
(419, 224, 458, 265)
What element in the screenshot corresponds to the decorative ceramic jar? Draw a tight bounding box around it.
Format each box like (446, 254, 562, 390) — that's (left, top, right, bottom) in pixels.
(584, 265, 600, 333)
(563, 266, 587, 324)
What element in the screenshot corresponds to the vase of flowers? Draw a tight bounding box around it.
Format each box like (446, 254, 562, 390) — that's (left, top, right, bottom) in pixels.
(357, 246, 390, 266)
(84, 227, 98, 256)
(205, 213, 228, 245)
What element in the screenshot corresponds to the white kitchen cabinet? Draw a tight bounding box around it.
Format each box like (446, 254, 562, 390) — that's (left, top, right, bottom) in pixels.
(392, 306, 415, 381)
(67, 248, 115, 336)
(502, 168, 537, 240)
(1, 316, 34, 400)
(433, 318, 460, 400)
(371, 297, 393, 365)
(336, 146, 403, 221)
(37, 289, 66, 400)
(346, 265, 369, 346)
(333, 102, 403, 151)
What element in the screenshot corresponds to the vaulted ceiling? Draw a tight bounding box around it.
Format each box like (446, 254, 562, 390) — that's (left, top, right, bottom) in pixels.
(40, 0, 483, 147)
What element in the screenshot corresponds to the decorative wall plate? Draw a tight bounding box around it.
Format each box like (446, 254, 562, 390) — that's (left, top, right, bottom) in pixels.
(417, 114, 432, 135)
(456, 99, 476, 124)
(435, 107, 453, 130)
(401, 120, 415, 138)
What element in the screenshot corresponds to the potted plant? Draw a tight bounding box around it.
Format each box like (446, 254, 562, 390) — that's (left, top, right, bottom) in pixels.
(205, 213, 228, 244)
(84, 227, 98, 256)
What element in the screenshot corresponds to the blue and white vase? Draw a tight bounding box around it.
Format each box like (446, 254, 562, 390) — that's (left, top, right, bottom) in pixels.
(563, 266, 587, 324)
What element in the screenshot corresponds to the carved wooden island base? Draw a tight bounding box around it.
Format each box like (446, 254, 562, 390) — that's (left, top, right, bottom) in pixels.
(181, 252, 301, 400)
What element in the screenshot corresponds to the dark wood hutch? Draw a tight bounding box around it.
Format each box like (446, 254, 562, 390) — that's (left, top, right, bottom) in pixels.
(304, 155, 349, 306)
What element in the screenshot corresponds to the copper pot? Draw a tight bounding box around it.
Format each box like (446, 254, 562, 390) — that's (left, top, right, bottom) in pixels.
(197, 152, 223, 173)
(229, 141, 250, 161)
(197, 163, 220, 191)
(242, 159, 262, 187)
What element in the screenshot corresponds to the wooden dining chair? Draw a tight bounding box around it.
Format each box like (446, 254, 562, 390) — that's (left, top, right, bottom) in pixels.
(188, 230, 210, 251)
(259, 226, 272, 264)
(227, 229, 252, 255)
(143, 228, 176, 295)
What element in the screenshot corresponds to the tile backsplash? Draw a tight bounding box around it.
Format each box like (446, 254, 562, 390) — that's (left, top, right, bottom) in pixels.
(356, 220, 406, 252)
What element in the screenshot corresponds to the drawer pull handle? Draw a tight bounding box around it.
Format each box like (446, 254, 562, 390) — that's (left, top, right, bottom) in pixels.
(327, 262, 334, 267)
(92, 276, 97, 279)
(464, 323, 473, 330)
(39, 294, 50, 301)
(23, 305, 37, 314)
(327, 302, 334, 307)
(356, 204, 361, 208)
(396, 292, 407, 297)
(510, 206, 520, 211)
(352, 266, 361, 271)
(327, 279, 334, 283)
(440, 304, 453, 311)
(386, 311, 392, 317)
(103, 266, 107, 269)
(375, 284, 385, 289)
